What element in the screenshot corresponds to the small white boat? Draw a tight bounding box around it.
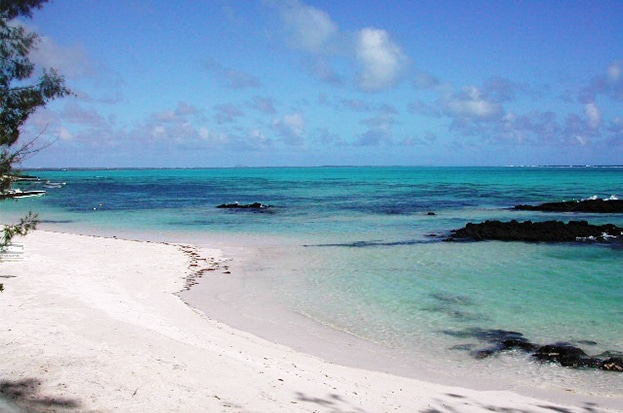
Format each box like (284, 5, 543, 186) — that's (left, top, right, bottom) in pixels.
(0, 189, 46, 199)
(44, 181, 66, 189)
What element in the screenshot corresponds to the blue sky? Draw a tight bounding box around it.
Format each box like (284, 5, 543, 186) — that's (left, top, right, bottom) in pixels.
(18, 0, 623, 167)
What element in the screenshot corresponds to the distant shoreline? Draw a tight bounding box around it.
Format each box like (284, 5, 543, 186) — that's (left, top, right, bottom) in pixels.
(21, 164, 623, 172)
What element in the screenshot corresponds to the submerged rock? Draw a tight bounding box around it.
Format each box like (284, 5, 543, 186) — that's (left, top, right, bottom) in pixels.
(446, 328, 623, 372)
(532, 344, 599, 369)
(515, 198, 623, 213)
(445, 328, 538, 358)
(446, 220, 623, 242)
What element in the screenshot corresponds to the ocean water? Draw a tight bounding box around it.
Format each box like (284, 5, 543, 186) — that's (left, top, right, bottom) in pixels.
(2, 166, 623, 396)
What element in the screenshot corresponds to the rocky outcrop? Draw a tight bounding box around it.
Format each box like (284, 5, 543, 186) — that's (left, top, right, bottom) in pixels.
(216, 202, 272, 210)
(446, 220, 623, 242)
(515, 198, 623, 213)
(447, 328, 623, 372)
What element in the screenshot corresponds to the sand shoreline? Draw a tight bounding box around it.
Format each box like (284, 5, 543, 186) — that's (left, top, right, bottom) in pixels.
(0, 230, 621, 412)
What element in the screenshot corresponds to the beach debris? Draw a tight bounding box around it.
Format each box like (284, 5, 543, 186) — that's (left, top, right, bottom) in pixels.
(515, 197, 623, 213)
(446, 220, 623, 243)
(178, 244, 231, 291)
(446, 328, 623, 372)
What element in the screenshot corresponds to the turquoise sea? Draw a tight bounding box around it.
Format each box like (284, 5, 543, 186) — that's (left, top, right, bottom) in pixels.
(3, 166, 623, 396)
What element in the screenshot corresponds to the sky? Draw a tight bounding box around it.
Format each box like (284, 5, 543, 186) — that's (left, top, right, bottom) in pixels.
(15, 0, 623, 168)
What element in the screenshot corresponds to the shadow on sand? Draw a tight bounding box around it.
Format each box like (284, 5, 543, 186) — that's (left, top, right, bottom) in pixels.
(0, 378, 81, 413)
(295, 391, 613, 413)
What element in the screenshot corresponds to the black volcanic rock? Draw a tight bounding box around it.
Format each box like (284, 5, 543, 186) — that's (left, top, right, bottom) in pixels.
(446, 328, 623, 372)
(217, 202, 272, 210)
(446, 220, 623, 242)
(515, 198, 623, 213)
(601, 358, 623, 372)
(532, 344, 599, 369)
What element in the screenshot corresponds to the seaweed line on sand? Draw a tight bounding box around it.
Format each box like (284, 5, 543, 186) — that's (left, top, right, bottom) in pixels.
(177, 244, 232, 291)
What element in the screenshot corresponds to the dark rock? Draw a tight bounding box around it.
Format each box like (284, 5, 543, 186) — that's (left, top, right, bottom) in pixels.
(217, 202, 272, 210)
(601, 357, 623, 372)
(501, 338, 539, 352)
(575, 340, 598, 346)
(426, 211, 437, 216)
(470, 333, 538, 358)
(532, 344, 594, 368)
(450, 343, 476, 351)
(446, 329, 535, 358)
(447, 328, 623, 373)
(446, 220, 623, 242)
(443, 328, 524, 342)
(478, 329, 525, 343)
(515, 198, 623, 213)
(473, 349, 498, 359)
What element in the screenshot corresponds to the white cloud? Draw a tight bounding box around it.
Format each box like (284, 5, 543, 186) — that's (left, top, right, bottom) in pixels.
(152, 110, 176, 123)
(481, 76, 519, 103)
(198, 127, 211, 140)
(575, 135, 587, 146)
(355, 28, 408, 92)
(314, 127, 346, 146)
(584, 102, 602, 129)
(341, 99, 371, 112)
(278, 0, 338, 54)
(355, 112, 396, 146)
(225, 129, 273, 151)
(307, 56, 342, 84)
(444, 86, 504, 121)
(611, 116, 623, 131)
(250, 96, 277, 114)
(213, 103, 245, 124)
(607, 61, 622, 83)
(582, 60, 623, 102)
(23, 108, 68, 143)
(175, 102, 199, 116)
(203, 59, 260, 89)
(60, 103, 106, 126)
(270, 1, 409, 92)
(408, 100, 442, 118)
(21, 23, 123, 106)
(30, 35, 97, 79)
(56, 126, 74, 141)
(273, 112, 305, 144)
(150, 125, 167, 139)
(414, 72, 440, 90)
(248, 128, 271, 145)
(148, 103, 199, 124)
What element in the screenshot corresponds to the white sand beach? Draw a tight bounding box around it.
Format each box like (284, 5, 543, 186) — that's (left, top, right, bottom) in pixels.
(0, 230, 621, 413)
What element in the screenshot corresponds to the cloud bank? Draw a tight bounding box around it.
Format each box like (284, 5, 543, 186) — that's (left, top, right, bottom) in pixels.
(270, 0, 409, 92)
